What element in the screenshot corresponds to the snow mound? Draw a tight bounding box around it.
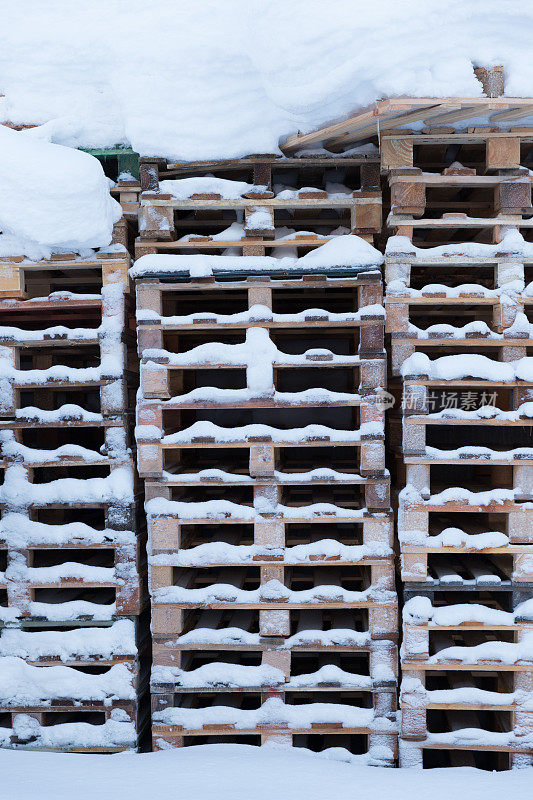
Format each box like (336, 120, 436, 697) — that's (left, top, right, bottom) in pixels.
(0, 126, 122, 256)
(1, 1, 532, 160)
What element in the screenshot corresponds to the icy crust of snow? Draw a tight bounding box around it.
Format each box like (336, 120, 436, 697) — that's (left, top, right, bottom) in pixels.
(423, 444, 533, 461)
(0, 713, 136, 750)
(0, 464, 134, 507)
(159, 467, 385, 485)
(422, 729, 533, 749)
(426, 635, 533, 665)
(403, 596, 533, 627)
(137, 303, 384, 326)
(400, 484, 524, 508)
(0, 426, 129, 465)
(130, 236, 383, 279)
(0, 658, 135, 704)
(158, 177, 263, 199)
(150, 540, 392, 566)
(405, 313, 533, 340)
(0, 601, 118, 625)
(153, 578, 395, 606)
(144, 387, 365, 408)
(152, 663, 285, 688)
(152, 663, 374, 689)
(158, 177, 358, 202)
(401, 353, 533, 381)
(387, 280, 526, 299)
(0, 126, 121, 255)
(386, 230, 533, 259)
(142, 327, 363, 369)
(152, 696, 394, 730)
(0, 621, 136, 661)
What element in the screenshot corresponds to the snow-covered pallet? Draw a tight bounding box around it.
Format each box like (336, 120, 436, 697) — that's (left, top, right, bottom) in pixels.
(131, 235, 395, 759)
(0, 248, 149, 752)
(381, 125, 533, 248)
(0, 238, 131, 300)
(0, 286, 136, 419)
(399, 592, 533, 768)
(137, 155, 382, 249)
(151, 693, 397, 765)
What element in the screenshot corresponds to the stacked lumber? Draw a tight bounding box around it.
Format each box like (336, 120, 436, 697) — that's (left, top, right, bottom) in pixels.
(0, 225, 148, 752)
(132, 153, 397, 761)
(384, 128, 533, 769)
(135, 153, 382, 259)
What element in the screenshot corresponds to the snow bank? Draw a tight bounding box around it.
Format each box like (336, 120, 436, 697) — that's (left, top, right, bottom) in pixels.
(1, 1, 532, 160)
(0, 126, 121, 256)
(2, 744, 532, 800)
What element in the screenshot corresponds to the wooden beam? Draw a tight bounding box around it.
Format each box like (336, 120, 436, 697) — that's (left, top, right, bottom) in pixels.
(490, 105, 533, 122)
(422, 104, 493, 126)
(325, 105, 457, 150)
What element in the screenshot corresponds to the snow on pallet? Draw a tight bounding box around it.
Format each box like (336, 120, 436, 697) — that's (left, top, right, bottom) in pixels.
(151, 695, 397, 763)
(0, 653, 145, 752)
(137, 155, 382, 251)
(0, 235, 131, 300)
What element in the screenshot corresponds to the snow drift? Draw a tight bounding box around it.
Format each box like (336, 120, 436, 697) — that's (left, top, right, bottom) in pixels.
(0, 126, 122, 257)
(1, 1, 532, 160)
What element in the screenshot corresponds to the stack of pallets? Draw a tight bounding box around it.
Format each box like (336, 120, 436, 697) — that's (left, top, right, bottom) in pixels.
(135, 153, 382, 258)
(0, 226, 148, 752)
(132, 155, 397, 763)
(384, 128, 533, 769)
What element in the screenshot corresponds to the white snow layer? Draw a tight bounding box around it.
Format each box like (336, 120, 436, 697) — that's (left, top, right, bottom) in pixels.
(1, 745, 531, 800)
(0, 126, 121, 256)
(130, 236, 384, 278)
(1, 1, 532, 160)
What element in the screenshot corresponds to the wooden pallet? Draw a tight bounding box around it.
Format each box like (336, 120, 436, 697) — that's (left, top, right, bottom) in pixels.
(0, 241, 130, 299)
(0, 697, 141, 753)
(0, 526, 143, 617)
(389, 170, 532, 218)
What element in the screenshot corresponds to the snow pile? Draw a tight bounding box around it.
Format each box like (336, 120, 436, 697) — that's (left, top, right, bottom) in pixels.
(1, 1, 533, 160)
(0, 713, 136, 750)
(0, 126, 121, 257)
(152, 662, 285, 688)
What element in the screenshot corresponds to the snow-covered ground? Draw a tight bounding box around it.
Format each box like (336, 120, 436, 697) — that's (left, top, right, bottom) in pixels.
(1, 1, 533, 159)
(1, 745, 530, 800)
